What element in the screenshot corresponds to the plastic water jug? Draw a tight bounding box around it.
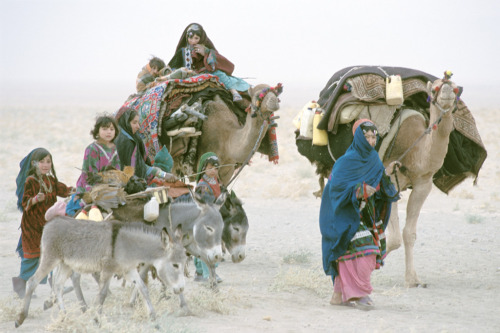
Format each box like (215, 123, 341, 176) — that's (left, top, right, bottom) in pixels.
(312, 110, 328, 146)
(144, 197, 159, 222)
(88, 205, 103, 222)
(75, 209, 88, 220)
(299, 102, 317, 139)
(386, 75, 404, 105)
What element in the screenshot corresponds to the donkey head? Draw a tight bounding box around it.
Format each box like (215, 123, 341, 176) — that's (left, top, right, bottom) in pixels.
(220, 191, 248, 263)
(155, 226, 187, 295)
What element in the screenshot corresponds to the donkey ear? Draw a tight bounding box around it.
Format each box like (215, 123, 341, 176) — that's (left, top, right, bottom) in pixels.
(161, 229, 170, 249)
(214, 191, 228, 210)
(174, 225, 183, 243)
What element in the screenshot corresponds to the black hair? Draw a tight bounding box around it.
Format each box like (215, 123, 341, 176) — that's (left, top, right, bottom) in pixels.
(90, 114, 119, 141)
(360, 122, 378, 135)
(149, 56, 166, 70)
(28, 148, 58, 182)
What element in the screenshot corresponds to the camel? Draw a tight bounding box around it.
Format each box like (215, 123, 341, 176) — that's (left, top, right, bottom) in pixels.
(383, 76, 457, 287)
(298, 74, 462, 287)
(176, 84, 281, 185)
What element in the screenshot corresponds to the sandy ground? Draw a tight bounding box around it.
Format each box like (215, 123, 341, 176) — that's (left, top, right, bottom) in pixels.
(0, 101, 499, 333)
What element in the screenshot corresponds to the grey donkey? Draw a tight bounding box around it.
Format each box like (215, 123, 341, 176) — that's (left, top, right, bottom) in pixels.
(15, 217, 187, 327)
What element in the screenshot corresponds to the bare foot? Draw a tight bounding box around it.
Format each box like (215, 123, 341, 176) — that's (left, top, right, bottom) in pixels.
(330, 292, 342, 305)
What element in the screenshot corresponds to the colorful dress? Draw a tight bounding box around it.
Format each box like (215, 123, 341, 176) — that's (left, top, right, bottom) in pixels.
(75, 142, 121, 194)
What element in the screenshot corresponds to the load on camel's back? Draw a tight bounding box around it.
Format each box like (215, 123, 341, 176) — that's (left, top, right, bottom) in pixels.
(116, 74, 283, 186)
(295, 66, 487, 288)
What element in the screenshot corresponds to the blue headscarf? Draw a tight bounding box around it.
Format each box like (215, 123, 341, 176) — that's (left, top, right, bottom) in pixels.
(319, 122, 398, 279)
(16, 148, 43, 212)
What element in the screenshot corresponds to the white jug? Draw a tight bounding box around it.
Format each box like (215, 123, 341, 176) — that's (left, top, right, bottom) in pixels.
(144, 197, 159, 222)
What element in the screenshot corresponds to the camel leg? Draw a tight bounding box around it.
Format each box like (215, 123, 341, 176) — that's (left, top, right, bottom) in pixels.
(386, 201, 402, 254)
(313, 176, 325, 198)
(403, 179, 432, 287)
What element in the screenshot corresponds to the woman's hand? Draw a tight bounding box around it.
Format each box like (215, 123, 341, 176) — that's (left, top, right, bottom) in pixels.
(385, 161, 402, 176)
(194, 44, 206, 56)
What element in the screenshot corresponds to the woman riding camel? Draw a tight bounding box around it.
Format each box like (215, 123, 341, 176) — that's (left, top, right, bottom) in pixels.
(319, 119, 400, 309)
(168, 23, 249, 102)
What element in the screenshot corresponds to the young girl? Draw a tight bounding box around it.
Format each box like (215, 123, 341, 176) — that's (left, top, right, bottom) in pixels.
(13, 148, 73, 298)
(193, 152, 223, 283)
(115, 107, 176, 182)
(66, 114, 121, 216)
(168, 23, 249, 102)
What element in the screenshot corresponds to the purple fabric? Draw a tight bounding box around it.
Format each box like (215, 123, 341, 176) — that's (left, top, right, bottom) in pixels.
(333, 254, 376, 302)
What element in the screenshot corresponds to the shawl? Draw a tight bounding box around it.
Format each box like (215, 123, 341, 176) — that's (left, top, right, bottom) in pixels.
(319, 123, 398, 278)
(168, 23, 234, 75)
(16, 148, 56, 212)
(115, 107, 150, 179)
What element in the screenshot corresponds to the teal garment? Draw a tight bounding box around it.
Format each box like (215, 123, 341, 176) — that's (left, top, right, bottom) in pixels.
(212, 70, 249, 92)
(194, 257, 218, 278)
(20, 256, 48, 284)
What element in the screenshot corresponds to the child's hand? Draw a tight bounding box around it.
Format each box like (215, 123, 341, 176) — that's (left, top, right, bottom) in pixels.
(36, 193, 46, 203)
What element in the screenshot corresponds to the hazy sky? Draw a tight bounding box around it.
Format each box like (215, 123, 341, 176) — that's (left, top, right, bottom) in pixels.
(1, 0, 499, 108)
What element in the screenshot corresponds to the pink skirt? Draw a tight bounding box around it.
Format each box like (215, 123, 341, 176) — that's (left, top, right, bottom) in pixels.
(334, 254, 376, 302)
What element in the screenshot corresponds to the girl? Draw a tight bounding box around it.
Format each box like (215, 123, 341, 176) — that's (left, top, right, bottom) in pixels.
(319, 119, 400, 309)
(66, 114, 121, 216)
(168, 23, 249, 102)
(115, 107, 176, 182)
(13, 148, 73, 298)
(193, 152, 223, 283)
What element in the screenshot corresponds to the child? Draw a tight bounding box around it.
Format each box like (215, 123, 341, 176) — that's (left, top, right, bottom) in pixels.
(136, 56, 173, 93)
(115, 107, 177, 182)
(13, 148, 73, 298)
(193, 152, 223, 283)
(66, 114, 121, 216)
(168, 23, 249, 102)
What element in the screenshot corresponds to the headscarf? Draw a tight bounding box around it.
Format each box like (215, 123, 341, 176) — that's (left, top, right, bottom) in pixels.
(154, 146, 173, 173)
(173, 23, 216, 54)
(15, 148, 56, 212)
(319, 121, 398, 278)
(115, 107, 148, 177)
(196, 152, 220, 182)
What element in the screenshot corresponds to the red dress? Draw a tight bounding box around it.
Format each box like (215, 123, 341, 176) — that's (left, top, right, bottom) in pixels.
(21, 175, 71, 258)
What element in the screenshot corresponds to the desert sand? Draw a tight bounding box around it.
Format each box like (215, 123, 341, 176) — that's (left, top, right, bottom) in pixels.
(0, 101, 499, 332)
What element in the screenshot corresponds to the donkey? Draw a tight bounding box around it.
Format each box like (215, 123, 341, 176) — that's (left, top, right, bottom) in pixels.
(113, 191, 226, 290)
(15, 217, 187, 328)
(219, 190, 248, 263)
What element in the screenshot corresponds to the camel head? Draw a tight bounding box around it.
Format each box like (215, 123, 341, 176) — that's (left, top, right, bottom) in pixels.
(426, 71, 460, 111)
(249, 83, 282, 118)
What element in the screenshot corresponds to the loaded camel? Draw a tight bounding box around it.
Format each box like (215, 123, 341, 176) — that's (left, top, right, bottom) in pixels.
(301, 73, 461, 287)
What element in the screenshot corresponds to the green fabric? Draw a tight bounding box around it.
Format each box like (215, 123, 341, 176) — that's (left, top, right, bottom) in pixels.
(154, 146, 173, 173)
(196, 152, 217, 182)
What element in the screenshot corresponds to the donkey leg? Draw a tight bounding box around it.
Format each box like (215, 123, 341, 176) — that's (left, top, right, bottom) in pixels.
(208, 264, 218, 290)
(15, 258, 59, 327)
(52, 263, 73, 313)
(127, 269, 156, 320)
(95, 273, 113, 313)
(129, 264, 150, 306)
(70, 271, 88, 312)
(403, 179, 432, 287)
